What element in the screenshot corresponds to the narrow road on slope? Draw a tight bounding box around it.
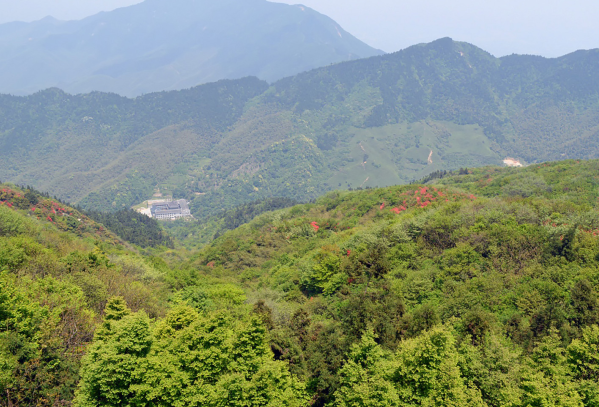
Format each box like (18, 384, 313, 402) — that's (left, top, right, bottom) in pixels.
(360, 142, 367, 170)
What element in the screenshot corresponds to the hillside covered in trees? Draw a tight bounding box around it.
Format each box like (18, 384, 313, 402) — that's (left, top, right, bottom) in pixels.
(3, 159, 599, 406)
(0, 184, 174, 405)
(1, 39, 599, 219)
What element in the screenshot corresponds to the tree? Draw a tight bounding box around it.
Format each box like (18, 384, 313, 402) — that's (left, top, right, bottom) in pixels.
(74, 311, 153, 406)
(333, 327, 485, 407)
(1, 273, 94, 406)
(568, 325, 599, 406)
(94, 296, 131, 341)
(333, 330, 399, 407)
(520, 328, 583, 407)
(75, 305, 309, 407)
(570, 280, 598, 328)
(392, 326, 485, 406)
(252, 300, 274, 330)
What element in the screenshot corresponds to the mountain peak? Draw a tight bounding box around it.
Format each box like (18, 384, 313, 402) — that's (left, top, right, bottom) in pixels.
(0, 0, 381, 96)
(38, 16, 60, 22)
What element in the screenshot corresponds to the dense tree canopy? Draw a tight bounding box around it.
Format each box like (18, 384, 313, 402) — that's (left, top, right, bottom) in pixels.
(2, 160, 599, 406)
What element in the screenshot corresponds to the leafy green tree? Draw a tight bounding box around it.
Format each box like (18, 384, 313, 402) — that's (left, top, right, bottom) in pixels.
(1, 273, 95, 406)
(74, 311, 153, 406)
(304, 323, 349, 405)
(332, 330, 399, 407)
(0, 206, 29, 236)
(392, 326, 485, 406)
(457, 333, 523, 407)
(252, 300, 275, 330)
(439, 242, 482, 281)
(75, 304, 308, 407)
(520, 329, 583, 407)
(570, 280, 598, 328)
(302, 251, 344, 295)
(568, 325, 599, 406)
(94, 296, 131, 340)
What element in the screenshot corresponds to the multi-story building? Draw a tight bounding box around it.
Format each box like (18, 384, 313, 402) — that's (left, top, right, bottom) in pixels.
(150, 199, 191, 220)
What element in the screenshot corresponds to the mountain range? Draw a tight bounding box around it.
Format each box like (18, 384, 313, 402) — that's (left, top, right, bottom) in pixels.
(0, 0, 382, 97)
(1, 38, 599, 218)
(4, 2, 599, 404)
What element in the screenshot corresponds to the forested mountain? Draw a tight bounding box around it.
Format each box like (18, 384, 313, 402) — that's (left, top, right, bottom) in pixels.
(5, 159, 599, 405)
(1, 38, 599, 220)
(0, 0, 382, 96)
(0, 183, 175, 405)
(0, 77, 269, 208)
(0, 183, 173, 248)
(160, 159, 599, 406)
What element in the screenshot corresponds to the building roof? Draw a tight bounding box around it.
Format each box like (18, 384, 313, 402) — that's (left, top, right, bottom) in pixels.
(149, 199, 190, 218)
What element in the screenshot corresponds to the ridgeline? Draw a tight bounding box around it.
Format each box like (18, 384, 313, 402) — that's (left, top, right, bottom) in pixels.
(1, 39, 599, 222)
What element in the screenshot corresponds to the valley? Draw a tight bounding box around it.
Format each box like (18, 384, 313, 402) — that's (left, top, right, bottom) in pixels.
(1, 4, 599, 402)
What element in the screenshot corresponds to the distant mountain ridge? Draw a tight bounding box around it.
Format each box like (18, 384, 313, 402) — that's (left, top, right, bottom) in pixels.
(0, 0, 383, 96)
(1, 38, 599, 218)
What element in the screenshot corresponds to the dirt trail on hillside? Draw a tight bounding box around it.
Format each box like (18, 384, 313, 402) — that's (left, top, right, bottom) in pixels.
(360, 142, 367, 170)
(428, 150, 433, 164)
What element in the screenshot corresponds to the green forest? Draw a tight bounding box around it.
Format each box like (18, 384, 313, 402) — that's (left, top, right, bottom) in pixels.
(2, 39, 599, 220)
(2, 159, 599, 406)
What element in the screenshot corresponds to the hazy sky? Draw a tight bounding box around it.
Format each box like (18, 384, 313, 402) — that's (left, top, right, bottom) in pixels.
(0, 0, 597, 57)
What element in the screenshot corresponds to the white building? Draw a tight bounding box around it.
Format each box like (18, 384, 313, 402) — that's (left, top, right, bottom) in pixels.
(150, 199, 191, 220)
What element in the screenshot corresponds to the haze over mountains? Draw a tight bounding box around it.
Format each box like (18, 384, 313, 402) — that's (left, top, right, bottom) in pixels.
(1, 38, 599, 218)
(3, 2, 599, 405)
(0, 0, 382, 96)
